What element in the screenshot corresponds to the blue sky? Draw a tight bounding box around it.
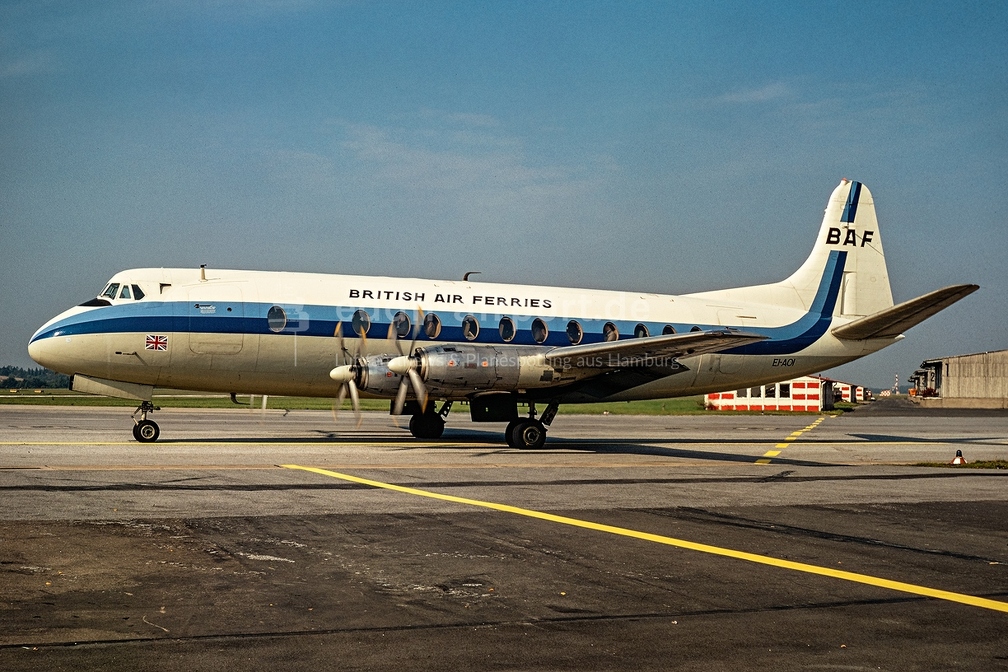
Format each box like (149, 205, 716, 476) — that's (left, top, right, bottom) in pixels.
(2, 1, 1005, 389)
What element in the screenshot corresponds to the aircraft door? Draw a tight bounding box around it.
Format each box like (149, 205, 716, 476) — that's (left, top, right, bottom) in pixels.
(188, 285, 244, 355)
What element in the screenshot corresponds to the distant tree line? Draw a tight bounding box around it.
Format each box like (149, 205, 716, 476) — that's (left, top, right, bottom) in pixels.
(0, 366, 71, 389)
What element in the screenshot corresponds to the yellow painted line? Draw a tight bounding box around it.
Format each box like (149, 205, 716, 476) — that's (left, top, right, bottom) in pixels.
(281, 464, 1008, 613)
(757, 416, 826, 464)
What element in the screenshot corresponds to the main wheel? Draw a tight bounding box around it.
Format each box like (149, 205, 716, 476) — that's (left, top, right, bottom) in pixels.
(134, 419, 160, 443)
(511, 419, 546, 450)
(504, 419, 520, 447)
(409, 414, 445, 440)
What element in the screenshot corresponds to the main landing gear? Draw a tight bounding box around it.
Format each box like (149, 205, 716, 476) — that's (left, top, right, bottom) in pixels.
(131, 400, 160, 443)
(505, 401, 559, 450)
(408, 401, 452, 440)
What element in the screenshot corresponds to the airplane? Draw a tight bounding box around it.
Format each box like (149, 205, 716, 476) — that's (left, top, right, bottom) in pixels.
(28, 179, 978, 448)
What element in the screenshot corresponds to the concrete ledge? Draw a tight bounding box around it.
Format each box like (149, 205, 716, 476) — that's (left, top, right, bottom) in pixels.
(914, 396, 1008, 409)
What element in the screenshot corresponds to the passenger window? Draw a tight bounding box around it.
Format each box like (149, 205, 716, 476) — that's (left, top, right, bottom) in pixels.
(102, 283, 120, 299)
(499, 316, 516, 342)
(352, 309, 371, 336)
(462, 315, 479, 341)
(267, 306, 287, 332)
(119, 285, 131, 300)
(392, 311, 411, 338)
(634, 323, 649, 338)
(131, 285, 145, 300)
(566, 320, 583, 345)
(531, 318, 548, 344)
(662, 325, 676, 335)
(603, 322, 619, 342)
(424, 313, 441, 339)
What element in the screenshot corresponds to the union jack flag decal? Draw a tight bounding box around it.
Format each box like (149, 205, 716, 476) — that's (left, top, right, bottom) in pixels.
(145, 335, 168, 351)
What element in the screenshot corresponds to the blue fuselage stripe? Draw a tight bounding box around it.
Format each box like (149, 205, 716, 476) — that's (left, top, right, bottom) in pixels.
(723, 250, 845, 355)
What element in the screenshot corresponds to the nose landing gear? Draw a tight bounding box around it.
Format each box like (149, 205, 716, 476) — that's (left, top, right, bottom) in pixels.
(131, 401, 160, 442)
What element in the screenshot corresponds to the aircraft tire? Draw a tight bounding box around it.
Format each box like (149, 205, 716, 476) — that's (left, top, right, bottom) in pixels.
(504, 419, 520, 447)
(512, 419, 546, 450)
(134, 419, 160, 443)
(409, 414, 445, 440)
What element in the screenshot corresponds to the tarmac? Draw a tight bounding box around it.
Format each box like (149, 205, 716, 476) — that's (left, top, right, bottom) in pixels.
(1, 401, 1006, 670)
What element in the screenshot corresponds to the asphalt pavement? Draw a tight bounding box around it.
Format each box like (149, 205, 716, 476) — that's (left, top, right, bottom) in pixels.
(1, 402, 1006, 671)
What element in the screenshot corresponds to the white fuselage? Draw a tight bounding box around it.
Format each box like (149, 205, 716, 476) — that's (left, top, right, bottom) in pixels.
(28, 262, 889, 403)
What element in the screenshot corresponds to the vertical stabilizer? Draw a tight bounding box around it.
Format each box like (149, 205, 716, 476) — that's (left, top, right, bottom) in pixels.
(784, 179, 894, 317)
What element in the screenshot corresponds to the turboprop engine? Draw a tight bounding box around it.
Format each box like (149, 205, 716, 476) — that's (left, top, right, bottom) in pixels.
(329, 353, 405, 397)
(385, 344, 576, 396)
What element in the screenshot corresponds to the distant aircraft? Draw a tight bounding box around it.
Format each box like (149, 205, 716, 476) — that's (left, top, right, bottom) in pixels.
(29, 180, 977, 448)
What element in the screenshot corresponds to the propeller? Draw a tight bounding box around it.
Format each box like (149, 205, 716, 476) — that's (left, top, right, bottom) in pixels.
(388, 309, 429, 415)
(329, 321, 365, 426)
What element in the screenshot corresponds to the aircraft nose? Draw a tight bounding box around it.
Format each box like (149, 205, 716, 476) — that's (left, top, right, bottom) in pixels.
(28, 305, 92, 375)
(28, 330, 66, 373)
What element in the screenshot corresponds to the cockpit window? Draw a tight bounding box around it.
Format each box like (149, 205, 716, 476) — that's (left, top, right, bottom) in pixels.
(132, 285, 145, 300)
(119, 285, 132, 300)
(101, 283, 120, 299)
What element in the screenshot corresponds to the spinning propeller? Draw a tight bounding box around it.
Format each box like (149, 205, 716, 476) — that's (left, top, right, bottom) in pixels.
(388, 309, 428, 416)
(329, 321, 363, 425)
(328, 309, 430, 425)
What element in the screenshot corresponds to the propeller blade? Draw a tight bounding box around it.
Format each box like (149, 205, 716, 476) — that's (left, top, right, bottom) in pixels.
(348, 378, 360, 412)
(333, 382, 348, 419)
(392, 377, 409, 416)
(407, 367, 428, 412)
(347, 378, 362, 428)
(409, 307, 424, 355)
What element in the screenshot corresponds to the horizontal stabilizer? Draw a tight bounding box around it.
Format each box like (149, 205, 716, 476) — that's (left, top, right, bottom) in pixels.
(831, 284, 979, 341)
(546, 329, 767, 369)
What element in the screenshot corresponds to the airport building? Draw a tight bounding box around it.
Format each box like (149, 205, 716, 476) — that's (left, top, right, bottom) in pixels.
(705, 375, 871, 412)
(909, 349, 1008, 409)
(706, 376, 829, 412)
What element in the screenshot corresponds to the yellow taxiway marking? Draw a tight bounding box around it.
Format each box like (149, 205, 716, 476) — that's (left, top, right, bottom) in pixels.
(757, 416, 826, 464)
(282, 464, 1008, 613)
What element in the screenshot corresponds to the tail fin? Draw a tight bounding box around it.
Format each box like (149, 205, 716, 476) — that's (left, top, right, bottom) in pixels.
(784, 179, 894, 317)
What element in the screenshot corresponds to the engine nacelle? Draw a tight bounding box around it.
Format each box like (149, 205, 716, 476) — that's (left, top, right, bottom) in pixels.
(415, 344, 573, 394)
(354, 354, 406, 396)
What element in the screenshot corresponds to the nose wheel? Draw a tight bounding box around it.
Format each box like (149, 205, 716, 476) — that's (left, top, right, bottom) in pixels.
(133, 419, 160, 442)
(131, 401, 160, 443)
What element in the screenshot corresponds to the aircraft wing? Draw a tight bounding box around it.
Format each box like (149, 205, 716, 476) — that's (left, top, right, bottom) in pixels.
(544, 329, 768, 370)
(831, 284, 979, 341)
